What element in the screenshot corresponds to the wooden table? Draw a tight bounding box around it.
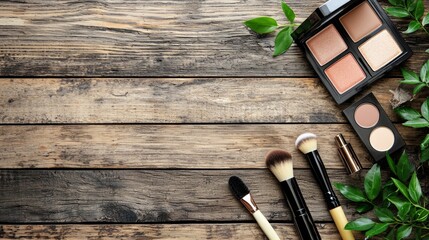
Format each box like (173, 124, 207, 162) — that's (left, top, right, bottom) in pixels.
(0, 0, 427, 239)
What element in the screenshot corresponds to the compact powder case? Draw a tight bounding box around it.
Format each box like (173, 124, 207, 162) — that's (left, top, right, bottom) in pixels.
(343, 93, 405, 163)
(292, 0, 412, 104)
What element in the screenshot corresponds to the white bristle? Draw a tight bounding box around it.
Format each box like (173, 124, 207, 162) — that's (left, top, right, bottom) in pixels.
(268, 160, 293, 182)
(295, 133, 318, 154)
(265, 150, 294, 182)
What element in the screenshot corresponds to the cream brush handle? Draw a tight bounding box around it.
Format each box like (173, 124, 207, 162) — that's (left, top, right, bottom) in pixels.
(330, 206, 355, 240)
(252, 210, 281, 240)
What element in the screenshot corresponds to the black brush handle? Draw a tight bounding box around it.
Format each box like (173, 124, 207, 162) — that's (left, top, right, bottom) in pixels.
(280, 178, 321, 240)
(306, 151, 340, 210)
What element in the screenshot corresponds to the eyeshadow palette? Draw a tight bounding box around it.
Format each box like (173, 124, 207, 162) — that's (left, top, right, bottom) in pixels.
(343, 93, 405, 163)
(292, 0, 412, 104)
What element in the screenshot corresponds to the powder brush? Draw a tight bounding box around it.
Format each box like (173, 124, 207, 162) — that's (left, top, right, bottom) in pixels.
(265, 150, 321, 240)
(296, 133, 355, 240)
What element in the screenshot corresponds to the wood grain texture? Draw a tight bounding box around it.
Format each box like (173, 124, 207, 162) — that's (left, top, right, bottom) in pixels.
(0, 0, 427, 77)
(0, 78, 421, 124)
(0, 124, 422, 169)
(0, 224, 364, 239)
(0, 169, 384, 223)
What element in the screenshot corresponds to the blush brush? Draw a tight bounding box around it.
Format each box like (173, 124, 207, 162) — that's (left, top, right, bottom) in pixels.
(229, 176, 280, 240)
(296, 133, 355, 240)
(265, 150, 321, 240)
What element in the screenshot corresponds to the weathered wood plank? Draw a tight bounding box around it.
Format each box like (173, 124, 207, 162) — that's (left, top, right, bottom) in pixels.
(0, 78, 419, 123)
(0, 0, 426, 76)
(0, 124, 421, 169)
(0, 223, 364, 239)
(0, 169, 407, 223)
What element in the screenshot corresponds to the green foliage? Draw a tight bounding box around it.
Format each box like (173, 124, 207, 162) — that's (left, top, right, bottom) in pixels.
(399, 60, 429, 95)
(244, 1, 298, 57)
(386, 0, 429, 38)
(395, 95, 429, 163)
(244, 17, 278, 34)
(335, 152, 429, 239)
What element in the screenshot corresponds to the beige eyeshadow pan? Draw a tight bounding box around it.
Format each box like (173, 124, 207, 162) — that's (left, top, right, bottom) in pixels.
(324, 53, 366, 94)
(369, 126, 395, 151)
(340, 1, 382, 42)
(354, 103, 379, 128)
(358, 29, 403, 71)
(305, 24, 348, 66)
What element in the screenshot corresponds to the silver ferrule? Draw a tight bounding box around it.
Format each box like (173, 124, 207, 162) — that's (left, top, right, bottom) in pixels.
(240, 193, 259, 213)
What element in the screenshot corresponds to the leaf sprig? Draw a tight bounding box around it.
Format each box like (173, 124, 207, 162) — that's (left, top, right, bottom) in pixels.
(386, 0, 429, 35)
(334, 152, 429, 239)
(400, 60, 429, 95)
(243, 1, 297, 57)
(395, 96, 429, 163)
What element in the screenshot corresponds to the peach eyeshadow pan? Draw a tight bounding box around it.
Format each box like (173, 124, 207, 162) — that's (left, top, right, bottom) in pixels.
(305, 24, 347, 66)
(340, 1, 382, 42)
(324, 54, 366, 94)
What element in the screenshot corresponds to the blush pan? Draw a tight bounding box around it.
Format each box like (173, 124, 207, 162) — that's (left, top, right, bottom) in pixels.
(292, 0, 412, 104)
(324, 54, 365, 94)
(306, 24, 347, 66)
(343, 93, 405, 163)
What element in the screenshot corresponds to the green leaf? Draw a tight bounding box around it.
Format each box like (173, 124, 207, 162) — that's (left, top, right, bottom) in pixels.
(281, 1, 295, 23)
(334, 182, 367, 202)
(414, 209, 429, 221)
(403, 118, 429, 128)
(385, 227, 396, 240)
(383, 182, 397, 201)
(414, 0, 424, 19)
(408, 172, 422, 203)
(423, 13, 429, 25)
(408, 0, 417, 11)
(401, 79, 421, 84)
(420, 60, 429, 83)
(375, 207, 395, 222)
(422, 98, 429, 121)
(426, 48, 429, 53)
(413, 83, 427, 95)
(388, 195, 409, 210)
(385, 7, 410, 17)
(392, 178, 410, 199)
(421, 147, 429, 163)
(244, 17, 278, 34)
(421, 134, 429, 150)
(388, 0, 404, 6)
(345, 218, 375, 231)
(394, 106, 422, 121)
(366, 223, 390, 238)
(396, 225, 412, 240)
(365, 164, 381, 201)
(402, 67, 420, 81)
(398, 202, 411, 220)
(356, 202, 374, 213)
(396, 151, 413, 182)
(273, 27, 293, 57)
(386, 153, 397, 175)
(404, 20, 421, 33)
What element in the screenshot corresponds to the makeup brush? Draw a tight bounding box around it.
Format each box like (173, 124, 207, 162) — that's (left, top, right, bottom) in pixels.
(229, 176, 280, 240)
(265, 150, 321, 240)
(296, 133, 355, 240)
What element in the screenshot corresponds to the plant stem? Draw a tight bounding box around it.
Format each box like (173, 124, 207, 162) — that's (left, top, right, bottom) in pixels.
(278, 23, 300, 28)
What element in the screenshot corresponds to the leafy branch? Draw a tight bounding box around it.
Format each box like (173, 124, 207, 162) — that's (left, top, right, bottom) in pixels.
(385, 0, 429, 53)
(399, 60, 429, 95)
(243, 1, 297, 57)
(334, 151, 429, 239)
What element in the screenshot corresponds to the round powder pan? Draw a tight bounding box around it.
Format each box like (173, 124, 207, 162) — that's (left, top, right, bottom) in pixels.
(342, 92, 405, 163)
